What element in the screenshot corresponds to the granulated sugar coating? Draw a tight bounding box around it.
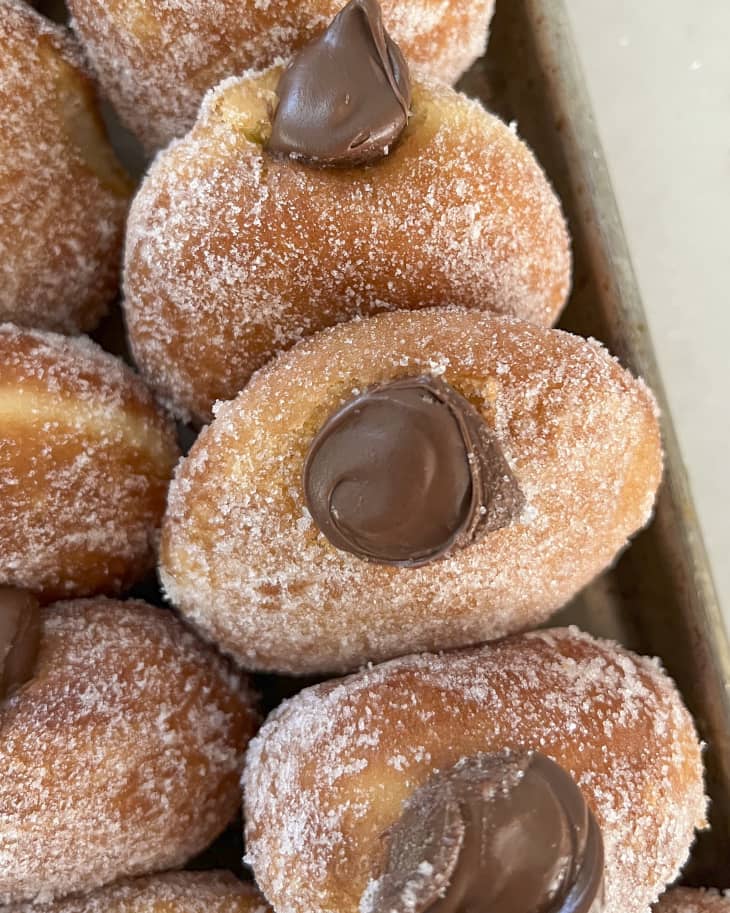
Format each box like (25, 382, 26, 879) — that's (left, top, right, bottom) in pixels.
(67, 0, 495, 150)
(160, 308, 662, 675)
(0, 599, 259, 905)
(0, 0, 131, 334)
(5, 870, 271, 913)
(124, 70, 570, 423)
(655, 889, 730, 913)
(0, 324, 180, 601)
(243, 628, 707, 913)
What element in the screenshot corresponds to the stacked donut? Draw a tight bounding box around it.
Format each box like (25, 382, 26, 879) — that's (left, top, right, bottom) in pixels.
(0, 0, 722, 911)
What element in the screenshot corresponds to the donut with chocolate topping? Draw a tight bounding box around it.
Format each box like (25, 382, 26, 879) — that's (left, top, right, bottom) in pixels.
(160, 308, 662, 675)
(4, 871, 271, 913)
(0, 324, 180, 600)
(67, 0, 495, 151)
(302, 375, 524, 566)
(369, 752, 605, 913)
(0, 598, 259, 905)
(655, 890, 730, 913)
(0, 0, 131, 334)
(243, 628, 706, 913)
(123, 1, 570, 424)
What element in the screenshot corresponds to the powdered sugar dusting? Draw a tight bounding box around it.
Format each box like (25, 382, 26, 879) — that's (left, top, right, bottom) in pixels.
(68, 0, 495, 149)
(0, 324, 180, 600)
(124, 70, 570, 422)
(5, 870, 270, 913)
(0, 599, 259, 905)
(161, 308, 661, 674)
(655, 888, 730, 913)
(243, 628, 706, 913)
(0, 0, 130, 334)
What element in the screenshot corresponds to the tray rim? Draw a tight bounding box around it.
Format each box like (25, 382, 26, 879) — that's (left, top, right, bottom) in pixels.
(528, 0, 730, 672)
(515, 0, 730, 884)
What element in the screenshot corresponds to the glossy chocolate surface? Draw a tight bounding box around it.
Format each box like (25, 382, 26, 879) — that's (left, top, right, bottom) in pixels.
(303, 376, 523, 566)
(268, 0, 411, 166)
(369, 752, 605, 913)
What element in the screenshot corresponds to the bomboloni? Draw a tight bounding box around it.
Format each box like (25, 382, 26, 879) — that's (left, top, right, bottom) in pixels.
(124, 0, 570, 423)
(160, 308, 662, 675)
(0, 595, 259, 904)
(0, 0, 131, 333)
(0, 325, 180, 600)
(244, 628, 706, 913)
(68, 0, 496, 149)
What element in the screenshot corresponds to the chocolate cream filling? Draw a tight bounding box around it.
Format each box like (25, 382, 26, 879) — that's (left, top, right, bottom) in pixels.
(303, 376, 524, 567)
(366, 752, 605, 913)
(267, 0, 412, 165)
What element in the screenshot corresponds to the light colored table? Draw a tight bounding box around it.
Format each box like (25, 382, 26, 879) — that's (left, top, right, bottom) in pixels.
(566, 0, 730, 623)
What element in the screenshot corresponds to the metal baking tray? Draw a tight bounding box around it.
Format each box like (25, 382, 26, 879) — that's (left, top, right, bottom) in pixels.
(460, 0, 730, 887)
(37, 0, 730, 890)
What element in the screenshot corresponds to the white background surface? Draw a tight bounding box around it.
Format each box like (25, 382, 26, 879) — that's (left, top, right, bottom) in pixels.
(565, 0, 730, 623)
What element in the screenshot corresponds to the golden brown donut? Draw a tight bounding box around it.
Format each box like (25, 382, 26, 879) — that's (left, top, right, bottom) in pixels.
(123, 67, 570, 423)
(243, 628, 706, 913)
(3, 871, 270, 913)
(655, 889, 730, 913)
(0, 596, 259, 905)
(0, 324, 180, 601)
(160, 308, 662, 675)
(67, 0, 495, 150)
(0, 0, 131, 334)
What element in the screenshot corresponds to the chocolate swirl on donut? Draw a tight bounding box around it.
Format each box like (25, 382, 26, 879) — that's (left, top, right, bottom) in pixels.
(367, 752, 605, 913)
(268, 0, 411, 166)
(0, 587, 41, 699)
(303, 376, 524, 566)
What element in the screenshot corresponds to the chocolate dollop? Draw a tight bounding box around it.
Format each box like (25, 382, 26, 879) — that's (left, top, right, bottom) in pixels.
(0, 587, 41, 700)
(267, 0, 411, 166)
(368, 752, 604, 913)
(303, 375, 524, 567)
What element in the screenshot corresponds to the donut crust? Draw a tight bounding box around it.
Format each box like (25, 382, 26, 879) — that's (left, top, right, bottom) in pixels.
(4, 871, 270, 913)
(0, 0, 131, 333)
(68, 0, 495, 149)
(655, 890, 730, 913)
(161, 309, 661, 674)
(0, 325, 180, 600)
(243, 629, 706, 913)
(0, 599, 259, 905)
(124, 71, 570, 422)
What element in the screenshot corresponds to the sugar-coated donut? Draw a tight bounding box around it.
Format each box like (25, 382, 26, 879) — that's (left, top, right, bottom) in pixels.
(4, 871, 271, 913)
(67, 0, 495, 150)
(124, 62, 570, 423)
(160, 309, 662, 675)
(243, 628, 706, 913)
(0, 0, 131, 334)
(0, 596, 259, 905)
(0, 325, 180, 601)
(655, 890, 730, 913)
